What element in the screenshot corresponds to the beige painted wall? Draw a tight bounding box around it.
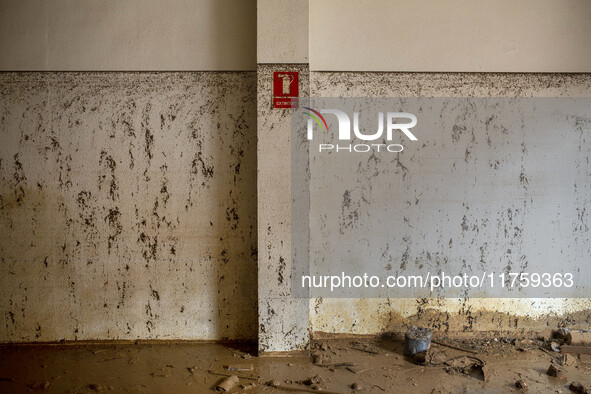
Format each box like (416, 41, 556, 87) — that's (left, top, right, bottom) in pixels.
(310, 0, 591, 72)
(0, 0, 256, 71)
(257, 0, 309, 64)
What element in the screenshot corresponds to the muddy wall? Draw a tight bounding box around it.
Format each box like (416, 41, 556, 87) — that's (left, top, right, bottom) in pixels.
(1, 0, 590, 348)
(254, 1, 591, 351)
(0, 72, 258, 341)
(309, 72, 591, 337)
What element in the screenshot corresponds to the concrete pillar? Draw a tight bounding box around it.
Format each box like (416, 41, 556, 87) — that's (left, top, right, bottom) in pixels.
(257, 0, 310, 353)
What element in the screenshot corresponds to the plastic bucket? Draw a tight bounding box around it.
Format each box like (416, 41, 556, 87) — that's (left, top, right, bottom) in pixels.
(404, 326, 433, 357)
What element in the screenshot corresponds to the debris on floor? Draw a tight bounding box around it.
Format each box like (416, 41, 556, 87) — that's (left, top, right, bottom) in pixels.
(240, 382, 257, 391)
(350, 340, 380, 355)
(565, 331, 591, 346)
(345, 363, 371, 374)
(215, 374, 238, 392)
(563, 353, 578, 367)
(515, 379, 528, 390)
(312, 352, 326, 365)
(547, 362, 568, 380)
(267, 379, 281, 388)
(301, 373, 324, 387)
(2, 336, 591, 393)
(562, 345, 591, 355)
(225, 363, 253, 371)
(556, 327, 570, 340)
(412, 347, 448, 365)
(150, 367, 171, 378)
(514, 338, 536, 351)
(29, 381, 50, 390)
(443, 355, 488, 381)
(86, 383, 104, 392)
(432, 338, 478, 354)
(569, 381, 590, 394)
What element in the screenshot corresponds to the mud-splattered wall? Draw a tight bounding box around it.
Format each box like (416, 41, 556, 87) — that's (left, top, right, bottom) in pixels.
(0, 72, 257, 342)
(310, 72, 591, 337)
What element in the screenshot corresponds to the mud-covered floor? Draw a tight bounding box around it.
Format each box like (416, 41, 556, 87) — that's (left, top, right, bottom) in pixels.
(1, 337, 590, 393)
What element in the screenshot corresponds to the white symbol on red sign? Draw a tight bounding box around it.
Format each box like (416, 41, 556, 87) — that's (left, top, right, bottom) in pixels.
(273, 71, 299, 108)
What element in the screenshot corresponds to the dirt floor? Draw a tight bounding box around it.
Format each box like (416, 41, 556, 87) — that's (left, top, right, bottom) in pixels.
(1, 336, 590, 393)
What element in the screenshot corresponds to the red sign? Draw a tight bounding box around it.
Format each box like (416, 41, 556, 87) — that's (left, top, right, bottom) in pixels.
(273, 71, 299, 108)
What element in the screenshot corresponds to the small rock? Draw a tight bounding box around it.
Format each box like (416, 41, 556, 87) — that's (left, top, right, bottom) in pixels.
(351, 382, 362, 390)
(515, 380, 528, 390)
(303, 374, 324, 386)
(87, 384, 103, 392)
(86, 383, 103, 393)
(29, 381, 50, 390)
(312, 353, 325, 365)
(551, 342, 561, 352)
(268, 380, 281, 388)
(187, 365, 198, 374)
(240, 382, 257, 391)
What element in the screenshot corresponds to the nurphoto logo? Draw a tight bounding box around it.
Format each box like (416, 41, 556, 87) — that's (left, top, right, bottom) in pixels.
(303, 107, 418, 153)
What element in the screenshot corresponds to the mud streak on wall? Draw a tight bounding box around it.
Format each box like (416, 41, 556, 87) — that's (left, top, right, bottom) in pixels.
(0, 72, 257, 342)
(310, 72, 591, 337)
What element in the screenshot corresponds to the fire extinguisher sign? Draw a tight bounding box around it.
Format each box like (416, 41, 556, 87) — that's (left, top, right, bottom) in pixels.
(273, 71, 299, 108)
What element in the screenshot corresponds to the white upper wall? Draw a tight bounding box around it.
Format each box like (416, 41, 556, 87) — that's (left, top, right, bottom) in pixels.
(0, 0, 256, 71)
(4, 0, 589, 72)
(257, 0, 309, 63)
(310, 0, 591, 72)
